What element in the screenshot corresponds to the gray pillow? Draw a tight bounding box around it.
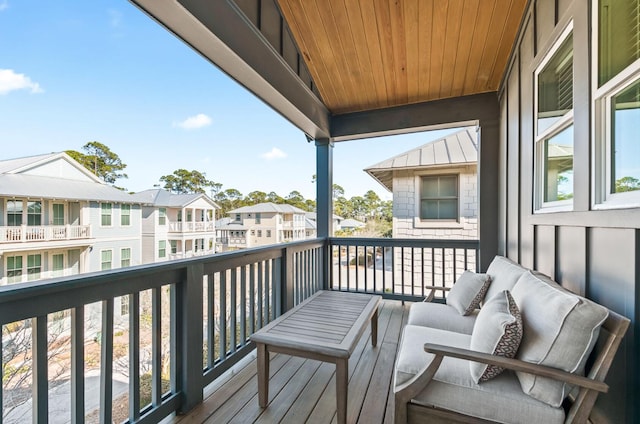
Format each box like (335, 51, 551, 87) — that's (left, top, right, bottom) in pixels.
(447, 270, 492, 315)
(469, 290, 523, 383)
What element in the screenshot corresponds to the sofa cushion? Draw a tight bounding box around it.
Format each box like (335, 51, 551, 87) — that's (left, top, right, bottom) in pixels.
(484, 256, 528, 304)
(395, 325, 565, 424)
(407, 303, 477, 334)
(511, 271, 609, 407)
(447, 271, 492, 315)
(470, 290, 523, 382)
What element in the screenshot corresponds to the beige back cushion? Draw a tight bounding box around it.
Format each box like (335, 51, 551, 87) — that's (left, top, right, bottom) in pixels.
(484, 256, 528, 303)
(511, 271, 609, 407)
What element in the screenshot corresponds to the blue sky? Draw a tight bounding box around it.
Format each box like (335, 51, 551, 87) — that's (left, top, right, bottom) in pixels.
(0, 0, 458, 201)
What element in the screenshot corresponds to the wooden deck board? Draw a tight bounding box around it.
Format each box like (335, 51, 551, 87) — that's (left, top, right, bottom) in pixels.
(176, 299, 409, 424)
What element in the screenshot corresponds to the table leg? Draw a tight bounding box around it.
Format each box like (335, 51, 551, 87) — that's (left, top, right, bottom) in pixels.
(257, 343, 269, 408)
(371, 306, 379, 347)
(336, 358, 348, 424)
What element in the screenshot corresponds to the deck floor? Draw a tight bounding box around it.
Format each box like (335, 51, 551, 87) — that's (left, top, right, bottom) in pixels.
(175, 299, 409, 424)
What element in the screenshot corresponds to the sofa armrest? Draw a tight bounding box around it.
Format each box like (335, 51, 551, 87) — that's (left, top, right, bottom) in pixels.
(422, 285, 450, 302)
(423, 343, 608, 393)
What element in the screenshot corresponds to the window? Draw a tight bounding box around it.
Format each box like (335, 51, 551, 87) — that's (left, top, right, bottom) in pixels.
(101, 203, 112, 226)
(594, 0, 640, 207)
(27, 201, 42, 226)
(7, 256, 22, 283)
(27, 254, 41, 281)
(121, 204, 131, 226)
(52, 253, 64, 277)
(535, 27, 574, 211)
(177, 211, 182, 222)
(7, 200, 22, 226)
(186, 210, 192, 221)
(195, 238, 204, 251)
(257, 230, 262, 237)
(52, 204, 64, 225)
(158, 240, 166, 258)
(255, 212, 261, 224)
(251, 230, 256, 236)
(170, 240, 177, 254)
(121, 248, 131, 268)
(101, 250, 112, 270)
(158, 208, 167, 225)
(266, 230, 271, 237)
(121, 295, 130, 316)
(235, 213, 241, 222)
(420, 175, 459, 220)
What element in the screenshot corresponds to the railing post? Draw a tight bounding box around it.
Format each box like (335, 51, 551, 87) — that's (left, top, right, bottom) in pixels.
(177, 263, 204, 413)
(281, 246, 295, 312)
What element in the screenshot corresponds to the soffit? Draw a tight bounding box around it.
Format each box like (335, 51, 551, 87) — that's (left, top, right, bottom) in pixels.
(277, 0, 527, 114)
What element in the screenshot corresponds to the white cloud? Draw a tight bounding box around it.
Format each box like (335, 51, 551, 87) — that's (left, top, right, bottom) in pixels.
(0, 1, 9, 12)
(174, 113, 212, 130)
(0, 69, 43, 95)
(261, 147, 287, 160)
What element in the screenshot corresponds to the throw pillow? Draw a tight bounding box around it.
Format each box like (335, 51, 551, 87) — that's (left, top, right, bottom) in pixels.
(447, 270, 492, 316)
(469, 290, 523, 383)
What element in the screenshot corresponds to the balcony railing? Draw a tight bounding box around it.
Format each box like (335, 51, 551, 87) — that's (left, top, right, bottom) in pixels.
(0, 225, 91, 243)
(0, 237, 477, 422)
(168, 222, 214, 233)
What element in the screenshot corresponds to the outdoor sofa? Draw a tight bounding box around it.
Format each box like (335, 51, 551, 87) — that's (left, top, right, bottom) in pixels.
(393, 256, 630, 424)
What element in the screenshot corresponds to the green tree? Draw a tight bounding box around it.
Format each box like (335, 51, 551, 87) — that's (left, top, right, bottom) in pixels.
(245, 191, 268, 205)
(159, 169, 217, 194)
(66, 141, 128, 185)
(615, 176, 640, 193)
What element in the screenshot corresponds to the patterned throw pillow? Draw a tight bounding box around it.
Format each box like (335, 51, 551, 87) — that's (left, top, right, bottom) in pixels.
(446, 271, 492, 316)
(469, 290, 523, 383)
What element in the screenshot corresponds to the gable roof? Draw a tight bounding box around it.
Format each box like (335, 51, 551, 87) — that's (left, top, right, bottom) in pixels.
(229, 202, 307, 214)
(340, 218, 366, 229)
(0, 152, 138, 203)
(131, 189, 219, 209)
(364, 128, 478, 191)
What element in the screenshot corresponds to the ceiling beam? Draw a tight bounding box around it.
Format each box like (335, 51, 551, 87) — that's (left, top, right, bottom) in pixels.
(329, 92, 499, 142)
(130, 0, 330, 139)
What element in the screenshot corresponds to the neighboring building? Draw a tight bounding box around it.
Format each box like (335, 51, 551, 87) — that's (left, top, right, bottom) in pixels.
(365, 128, 478, 240)
(339, 218, 366, 231)
(0, 153, 143, 285)
(218, 202, 307, 249)
(304, 212, 344, 237)
(131, 189, 218, 263)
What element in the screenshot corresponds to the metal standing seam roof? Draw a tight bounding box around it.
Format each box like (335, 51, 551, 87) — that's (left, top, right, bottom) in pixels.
(364, 128, 478, 192)
(130, 189, 219, 208)
(229, 202, 307, 214)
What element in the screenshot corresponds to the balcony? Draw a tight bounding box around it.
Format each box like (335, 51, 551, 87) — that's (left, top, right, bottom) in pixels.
(0, 225, 91, 243)
(168, 222, 214, 233)
(0, 237, 476, 423)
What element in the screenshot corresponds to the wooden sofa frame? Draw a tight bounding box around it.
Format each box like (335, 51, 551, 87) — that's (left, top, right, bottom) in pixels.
(394, 309, 630, 424)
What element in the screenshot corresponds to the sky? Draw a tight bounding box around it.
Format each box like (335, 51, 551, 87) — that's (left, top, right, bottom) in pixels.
(0, 0, 460, 201)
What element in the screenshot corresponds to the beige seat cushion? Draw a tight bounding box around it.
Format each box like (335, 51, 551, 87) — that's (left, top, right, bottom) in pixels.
(395, 325, 565, 424)
(511, 271, 609, 407)
(407, 302, 477, 334)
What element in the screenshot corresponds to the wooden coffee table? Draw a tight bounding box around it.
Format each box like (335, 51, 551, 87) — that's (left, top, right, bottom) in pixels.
(251, 290, 381, 424)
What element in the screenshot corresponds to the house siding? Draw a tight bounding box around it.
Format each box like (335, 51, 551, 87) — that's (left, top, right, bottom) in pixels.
(500, 0, 638, 421)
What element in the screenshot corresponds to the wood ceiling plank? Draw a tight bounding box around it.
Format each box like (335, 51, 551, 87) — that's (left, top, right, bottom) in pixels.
(417, 0, 434, 102)
(342, 0, 380, 110)
(428, 1, 449, 100)
(373, 0, 397, 107)
(358, 1, 389, 110)
(451, 0, 480, 97)
(325, 0, 371, 112)
(474, 0, 511, 92)
(403, 0, 420, 104)
(278, 0, 341, 109)
(439, 0, 465, 98)
(488, 0, 527, 91)
(389, 0, 408, 106)
(462, 0, 497, 96)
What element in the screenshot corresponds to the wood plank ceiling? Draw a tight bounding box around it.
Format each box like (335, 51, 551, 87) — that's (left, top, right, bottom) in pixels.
(277, 0, 528, 115)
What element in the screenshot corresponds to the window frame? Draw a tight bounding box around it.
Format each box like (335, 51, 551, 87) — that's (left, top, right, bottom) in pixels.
(417, 174, 460, 222)
(27, 253, 42, 281)
(51, 253, 65, 277)
(158, 240, 167, 258)
(592, 0, 640, 209)
(101, 249, 113, 271)
(158, 208, 167, 226)
(534, 23, 575, 213)
(7, 200, 23, 226)
(27, 201, 42, 226)
(101, 203, 113, 227)
(120, 204, 131, 226)
(52, 203, 65, 226)
(6, 255, 23, 283)
(121, 247, 131, 268)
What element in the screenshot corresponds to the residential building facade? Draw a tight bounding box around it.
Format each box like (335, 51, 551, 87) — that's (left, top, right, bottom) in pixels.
(131, 189, 218, 263)
(0, 153, 142, 285)
(218, 202, 307, 249)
